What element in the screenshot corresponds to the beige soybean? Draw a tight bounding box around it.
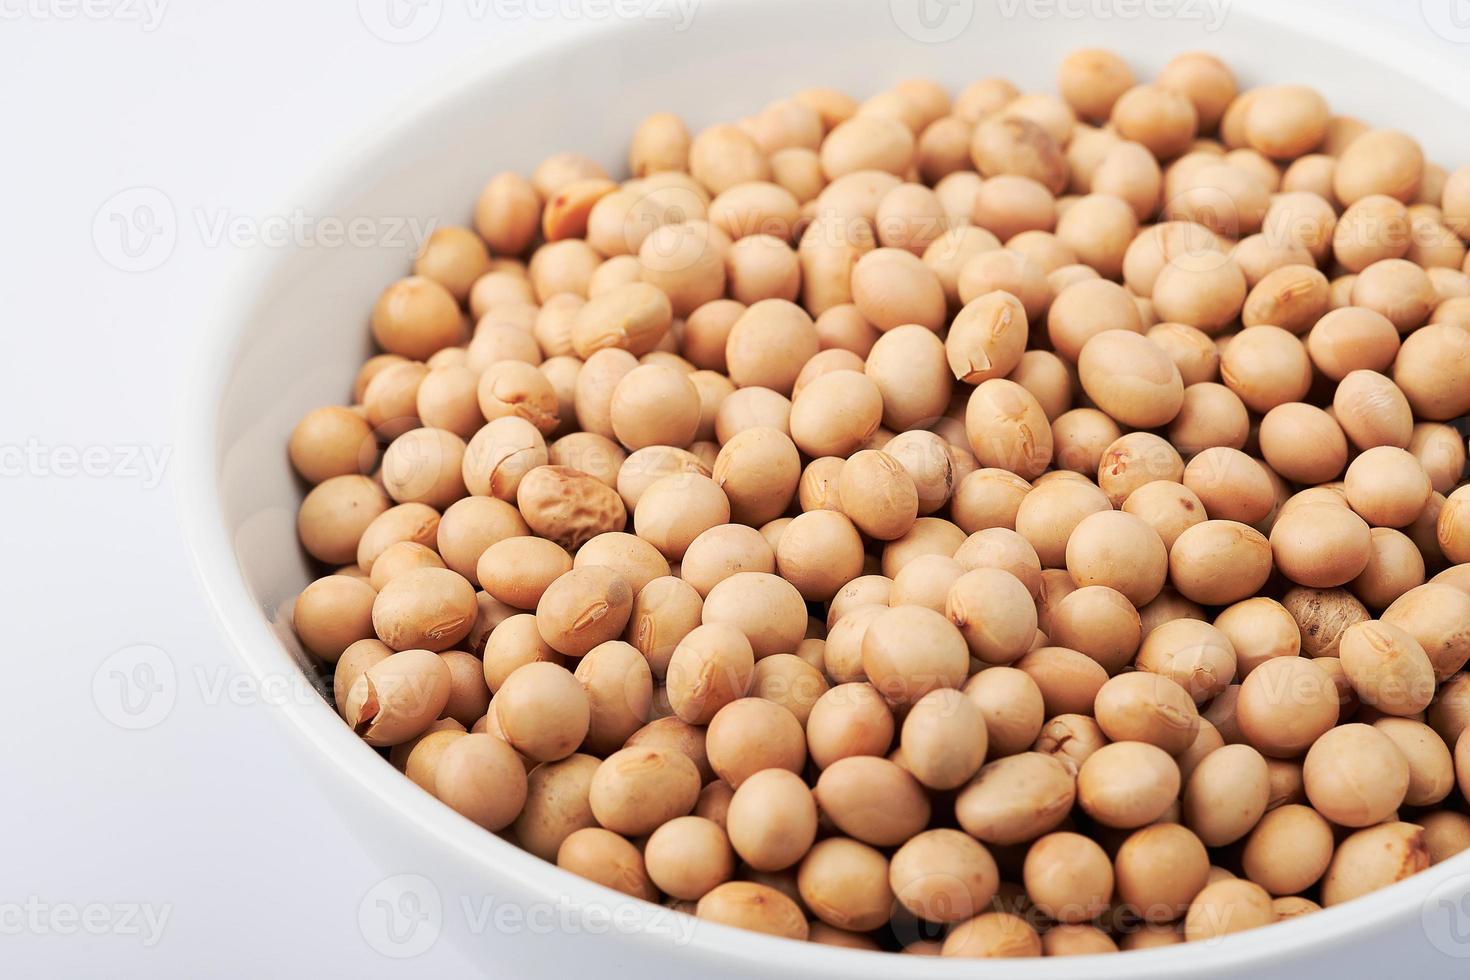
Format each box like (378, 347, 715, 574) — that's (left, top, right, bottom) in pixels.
(494, 662, 590, 763)
(1094, 672, 1201, 755)
(298, 475, 392, 566)
(864, 325, 953, 432)
(1344, 446, 1432, 529)
(815, 755, 931, 847)
(696, 882, 808, 940)
(476, 537, 572, 610)
(1383, 583, 1470, 679)
(1076, 741, 1180, 829)
(633, 473, 729, 562)
(1047, 585, 1144, 675)
(965, 378, 1054, 481)
(1183, 879, 1277, 942)
(573, 532, 669, 595)
(955, 752, 1076, 846)
(679, 524, 775, 599)
(1170, 521, 1273, 606)
(481, 614, 560, 692)
(623, 575, 702, 679)
(371, 567, 477, 653)
(861, 605, 969, 706)
(1182, 743, 1270, 846)
(705, 697, 806, 788)
(945, 567, 1038, 667)
(941, 912, 1043, 959)
(1237, 656, 1339, 757)
(797, 837, 895, 933)
(900, 688, 989, 790)
(1052, 408, 1122, 477)
(1270, 502, 1372, 588)
(945, 290, 1029, 384)
(1015, 647, 1108, 717)
(343, 648, 453, 747)
(1374, 717, 1454, 806)
(1023, 832, 1114, 924)
(712, 427, 801, 526)
(1098, 432, 1185, 508)
(1047, 279, 1142, 361)
(726, 768, 818, 872)
(588, 745, 701, 836)
(1078, 330, 1184, 429)
(1339, 619, 1436, 715)
(434, 733, 528, 832)
(776, 510, 865, 603)
(1258, 403, 1349, 484)
(607, 364, 700, 450)
(556, 827, 656, 902)
(534, 565, 633, 657)
(964, 667, 1046, 758)
(889, 829, 1000, 924)
(1066, 510, 1168, 607)
(1115, 823, 1211, 923)
(837, 450, 918, 541)
(1213, 597, 1301, 677)
(1033, 713, 1108, 774)
(748, 654, 828, 726)
(1303, 722, 1410, 826)
(1182, 448, 1275, 525)
(788, 371, 883, 458)
(643, 816, 734, 901)
(1169, 383, 1250, 456)
(701, 572, 807, 660)
(666, 623, 755, 725)
(294, 575, 377, 662)
(806, 682, 895, 770)
(1320, 822, 1429, 908)
(1134, 618, 1236, 705)
(626, 716, 713, 784)
(511, 753, 600, 861)
(1419, 811, 1470, 865)
(573, 640, 653, 756)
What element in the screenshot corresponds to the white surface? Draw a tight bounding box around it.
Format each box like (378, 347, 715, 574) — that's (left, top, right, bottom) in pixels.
(6, 0, 1470, 975)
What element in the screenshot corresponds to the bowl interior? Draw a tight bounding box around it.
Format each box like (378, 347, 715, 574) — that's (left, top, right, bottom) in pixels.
(188, 0, 1470, 974)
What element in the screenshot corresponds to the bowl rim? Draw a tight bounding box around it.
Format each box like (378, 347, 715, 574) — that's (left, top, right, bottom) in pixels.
(177, 0, 1470, 973)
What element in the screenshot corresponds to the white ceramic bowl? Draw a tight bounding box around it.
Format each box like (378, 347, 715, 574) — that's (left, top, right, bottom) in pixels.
(182, 0, 1470, 973)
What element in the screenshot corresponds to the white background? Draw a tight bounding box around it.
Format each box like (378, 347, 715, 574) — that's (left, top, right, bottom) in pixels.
(2, 0, 1467, 975)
